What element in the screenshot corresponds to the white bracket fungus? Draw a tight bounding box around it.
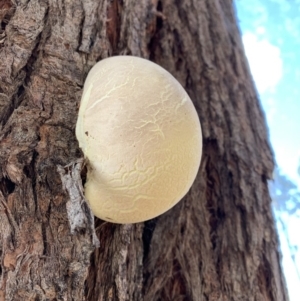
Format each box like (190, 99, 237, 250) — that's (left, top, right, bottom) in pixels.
(76, 56, 202, 224)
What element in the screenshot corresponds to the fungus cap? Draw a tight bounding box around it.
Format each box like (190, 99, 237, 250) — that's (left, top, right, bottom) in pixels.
(76, 56, 202, 224)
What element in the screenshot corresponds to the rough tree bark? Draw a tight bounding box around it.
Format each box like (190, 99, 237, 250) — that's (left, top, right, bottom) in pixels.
(0, 0, 289, 300)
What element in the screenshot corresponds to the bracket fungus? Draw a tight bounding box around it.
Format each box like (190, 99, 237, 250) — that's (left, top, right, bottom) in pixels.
(76, 56, 202, 224)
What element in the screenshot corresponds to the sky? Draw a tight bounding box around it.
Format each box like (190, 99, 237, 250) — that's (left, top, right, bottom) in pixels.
(234, 0, 300, 300)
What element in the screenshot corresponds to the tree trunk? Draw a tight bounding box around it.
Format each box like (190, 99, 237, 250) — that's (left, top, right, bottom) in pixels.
(0, 0, 289, 300)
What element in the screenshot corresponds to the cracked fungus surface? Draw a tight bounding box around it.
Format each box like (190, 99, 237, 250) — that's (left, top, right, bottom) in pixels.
(76, 56, 202, 224)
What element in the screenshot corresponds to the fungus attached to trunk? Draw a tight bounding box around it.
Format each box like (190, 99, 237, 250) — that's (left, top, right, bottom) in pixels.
(76, 56, 202, 224)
